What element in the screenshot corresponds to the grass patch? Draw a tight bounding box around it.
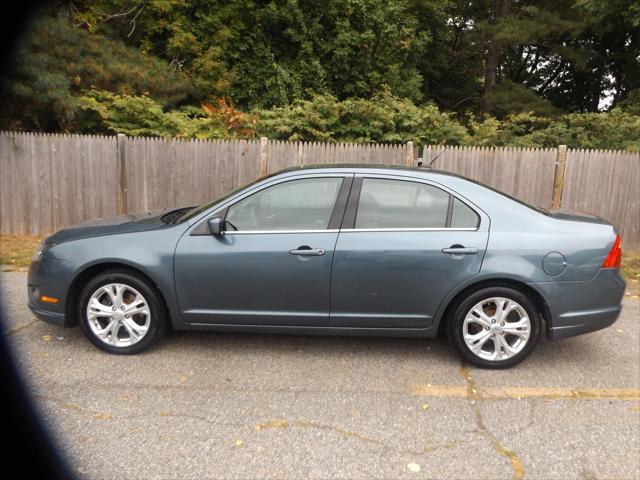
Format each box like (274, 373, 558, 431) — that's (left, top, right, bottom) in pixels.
(0, 235, 42, 271)
(622, 251, 640, 297)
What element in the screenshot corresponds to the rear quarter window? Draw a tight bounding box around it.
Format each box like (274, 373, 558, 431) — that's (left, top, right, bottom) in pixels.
(450, 198, 479, 228)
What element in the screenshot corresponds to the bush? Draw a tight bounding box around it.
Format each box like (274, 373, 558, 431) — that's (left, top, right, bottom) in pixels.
(77, 89, 640, 151)
(256, 91, 470, 145)
(470, 111, 640, 150)
(79, 91, 256, 139)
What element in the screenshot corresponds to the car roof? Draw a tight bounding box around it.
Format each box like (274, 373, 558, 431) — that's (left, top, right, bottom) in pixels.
(273, 163, 463, 179)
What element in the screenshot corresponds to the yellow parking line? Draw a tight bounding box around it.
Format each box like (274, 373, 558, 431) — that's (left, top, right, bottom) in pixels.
(410, 384, 640, 400)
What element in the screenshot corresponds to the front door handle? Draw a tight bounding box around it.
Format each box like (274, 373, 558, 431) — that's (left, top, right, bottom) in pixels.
(441, 246, 478, 255)
(289, 246, 325, 256)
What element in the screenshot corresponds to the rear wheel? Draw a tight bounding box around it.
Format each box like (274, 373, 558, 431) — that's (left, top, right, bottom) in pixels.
(448, 287, 541, 369)
(78, 269, 168, 354)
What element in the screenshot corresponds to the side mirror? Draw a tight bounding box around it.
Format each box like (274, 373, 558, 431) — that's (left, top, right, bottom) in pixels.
(208, 217, 225, 236)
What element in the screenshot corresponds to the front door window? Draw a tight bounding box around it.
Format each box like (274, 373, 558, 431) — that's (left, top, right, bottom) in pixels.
(226, 177, 343, 231)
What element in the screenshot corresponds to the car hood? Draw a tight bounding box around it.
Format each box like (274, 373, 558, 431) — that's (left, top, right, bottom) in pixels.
(45, 208, 180, 244)
(546, 208, 610, 225)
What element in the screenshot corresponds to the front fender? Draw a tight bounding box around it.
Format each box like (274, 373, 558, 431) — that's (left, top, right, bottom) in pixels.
(34, 226, 188, 330)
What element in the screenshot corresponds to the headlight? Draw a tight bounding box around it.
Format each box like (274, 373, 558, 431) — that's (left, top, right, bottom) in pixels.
(32, 240, 49, 262)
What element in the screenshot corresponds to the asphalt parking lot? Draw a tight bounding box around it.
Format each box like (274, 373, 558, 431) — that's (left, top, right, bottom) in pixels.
(2, 270, 639, 479)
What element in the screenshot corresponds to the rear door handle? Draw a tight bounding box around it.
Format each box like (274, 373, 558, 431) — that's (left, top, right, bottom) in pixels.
(441, 246, 478, 255)
(289, 247, 325, 256)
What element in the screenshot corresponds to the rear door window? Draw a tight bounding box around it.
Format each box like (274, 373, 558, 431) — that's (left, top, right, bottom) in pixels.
(355, 178, 450, 228)
(354, 178, 479, 229)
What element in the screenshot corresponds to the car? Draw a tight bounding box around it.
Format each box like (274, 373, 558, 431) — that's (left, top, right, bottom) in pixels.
(27, 165, 626, 368)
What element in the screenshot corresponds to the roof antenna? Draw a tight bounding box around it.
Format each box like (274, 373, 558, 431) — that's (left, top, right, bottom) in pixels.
(424, 144, 451, 169)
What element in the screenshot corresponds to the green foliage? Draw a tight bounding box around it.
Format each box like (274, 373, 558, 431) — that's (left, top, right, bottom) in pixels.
(78, 91, 256, 139)
(489, 81, 559, 118)
(70, 0, 445, 107)
(78, 91, 207, 138)
(79, 91, 639, 151)
(256, 94, 340, 141)
(256, 91, 469, 145)
(2, 1, 639, 151)
(526, 110, 640, 151)
(0, 11, 192, 131)
(61, 0, 638, 116)
(618, 90, 640, 116)
(470, 111, 640, 150)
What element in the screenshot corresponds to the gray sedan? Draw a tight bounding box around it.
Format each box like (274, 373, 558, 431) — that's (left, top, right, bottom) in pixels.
(28, 165, 626, 368)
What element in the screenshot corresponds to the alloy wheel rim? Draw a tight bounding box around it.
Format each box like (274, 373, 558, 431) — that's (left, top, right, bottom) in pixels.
(86, 283, 151, 347)
(462, 296, 531, 361)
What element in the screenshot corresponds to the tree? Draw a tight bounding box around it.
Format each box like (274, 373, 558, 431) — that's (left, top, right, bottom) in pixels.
(69, 0, 445, 107)
(481, 0, 511, 114)
(0, 9, 192, 131)
(483, 0, 639, 114)
(1, 0, 638, 137)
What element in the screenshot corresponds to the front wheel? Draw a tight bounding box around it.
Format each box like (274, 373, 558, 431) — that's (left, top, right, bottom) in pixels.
(448, 287, 541, 369)
(78, 269, 168, 354)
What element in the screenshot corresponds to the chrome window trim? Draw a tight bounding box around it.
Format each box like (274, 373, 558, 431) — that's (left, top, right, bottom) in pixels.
(223, 229, 340, 235)
(339, 227, 478, 233)
(221, 227, 477, 235)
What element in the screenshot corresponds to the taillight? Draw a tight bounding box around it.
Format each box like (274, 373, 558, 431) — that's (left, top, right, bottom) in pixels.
(602, 234, 622, 268)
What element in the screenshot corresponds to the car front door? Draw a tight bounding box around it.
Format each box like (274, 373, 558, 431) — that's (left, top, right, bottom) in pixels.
(330, 175, 489, 329)
(174, 174, 353, 327)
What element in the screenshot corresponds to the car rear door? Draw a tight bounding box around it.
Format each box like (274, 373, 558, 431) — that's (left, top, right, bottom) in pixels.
(330, 174, 489, 329)
(174, 174, 353, 327)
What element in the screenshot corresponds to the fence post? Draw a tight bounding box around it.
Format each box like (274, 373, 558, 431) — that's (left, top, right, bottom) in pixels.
(552, 145, 567, 209)
(116, 133, 128, 214)
(260, 137, 268, 176)
(405, 141, 414, 166)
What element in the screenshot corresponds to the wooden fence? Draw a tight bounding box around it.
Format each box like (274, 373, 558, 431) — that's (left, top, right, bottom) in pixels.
(1, 131, 638, 247)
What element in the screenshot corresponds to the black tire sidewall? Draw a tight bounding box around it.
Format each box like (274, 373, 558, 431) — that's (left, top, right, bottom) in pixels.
(78, 269, 167, 354)
(448, 286, 541, 369)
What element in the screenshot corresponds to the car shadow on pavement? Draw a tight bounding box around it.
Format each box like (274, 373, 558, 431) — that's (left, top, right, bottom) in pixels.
(154, 327, 597, 367)
(166, 328, 455, 357)
(14, 315, 606, 370)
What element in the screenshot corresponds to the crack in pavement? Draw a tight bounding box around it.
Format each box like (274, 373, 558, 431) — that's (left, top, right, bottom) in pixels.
(35, 395, 117, 421)
(3, 318, 38, 336)
(460, 365, 526, 480)
(251, 417, 485, 459)
(36, 394, 250, 429)
(36, 393, 482, 460)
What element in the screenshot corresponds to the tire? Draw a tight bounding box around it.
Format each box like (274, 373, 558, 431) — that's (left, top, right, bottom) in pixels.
(447, 286, 541, 369)
(78, 269, 168, 354)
